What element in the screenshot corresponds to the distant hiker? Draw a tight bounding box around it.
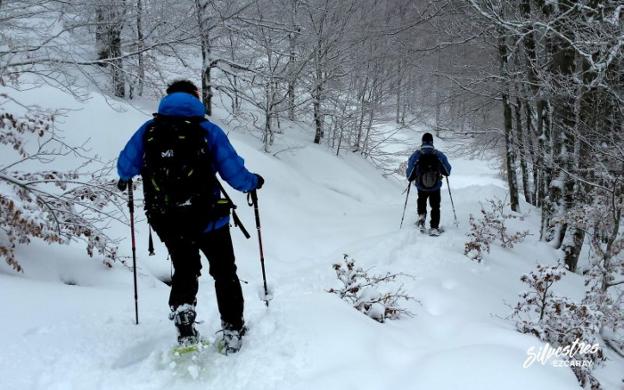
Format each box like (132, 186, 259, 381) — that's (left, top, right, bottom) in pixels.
(116, 80, 264, 353)
(406, 132, 451, 236)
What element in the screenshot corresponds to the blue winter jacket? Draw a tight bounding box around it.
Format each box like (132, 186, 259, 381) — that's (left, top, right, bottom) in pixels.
(117, 92, 258, 232)
(406, 142, 452, 192)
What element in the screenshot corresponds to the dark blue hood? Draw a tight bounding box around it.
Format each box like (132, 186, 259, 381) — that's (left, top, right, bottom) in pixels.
(157, 92, 206, 117)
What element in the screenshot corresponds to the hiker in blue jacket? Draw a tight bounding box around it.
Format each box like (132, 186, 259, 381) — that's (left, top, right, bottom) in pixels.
(406, 132, 451, 236)
(117, 80, 263, 352)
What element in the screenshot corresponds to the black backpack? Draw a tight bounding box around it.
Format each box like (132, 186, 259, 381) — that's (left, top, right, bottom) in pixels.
(412, 150, 442, 190)
(140, 115, 227, 234)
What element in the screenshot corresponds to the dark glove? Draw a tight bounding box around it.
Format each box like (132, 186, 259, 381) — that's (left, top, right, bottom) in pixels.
(254, 174, 265, 190)
(117, 179, 128, 192)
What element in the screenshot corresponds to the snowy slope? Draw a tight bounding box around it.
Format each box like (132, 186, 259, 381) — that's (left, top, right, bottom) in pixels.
(1, 87, 621, 390)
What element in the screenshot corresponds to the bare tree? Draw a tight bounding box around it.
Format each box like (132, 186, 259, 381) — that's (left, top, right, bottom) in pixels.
(0, 95, 122, 271)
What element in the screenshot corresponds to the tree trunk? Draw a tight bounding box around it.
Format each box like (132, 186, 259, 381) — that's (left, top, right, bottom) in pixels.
(312, 37, 325, 144)
(136, 0, 145, 97)
(287, 1, 299, 121)
(336, 124, 344, 156)
(561, 48, 599, 272)
(226, 31, 240, 114)
(110, 27, 125, 98)
(515, 96, 532, 204)
(313, 94, 322, 144)
(396, 60, 402, 124)
(548, 1, 578, 248)
(538, 103, 553, 240)
(195, 0, 212, 116)
(520, 0, 545, 209)
(498, 31, 520, 212)
(524, 95, 538, 206)
(434, 51, 442, 136)
(95, 5, 125, 97)
(107, 6, 125, 98)
(563, 224, 585, 273)
(354, 74, 369, 151)
(600, 205, 621, 292)
(503, 94, 520, 212)
(95, 7, 108, 62)
(362, 79, 377, 155)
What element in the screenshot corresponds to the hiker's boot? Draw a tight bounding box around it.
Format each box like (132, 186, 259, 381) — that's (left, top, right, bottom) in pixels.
(170, 304, 200, 345)
(220, 321, 246, 355)
(429, 227, 441, 237)
(417, 214, 426, 233)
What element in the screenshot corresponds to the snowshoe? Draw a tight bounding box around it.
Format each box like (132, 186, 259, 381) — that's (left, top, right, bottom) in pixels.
(171, 338, 211, 356)
(167, 336, 212, 380)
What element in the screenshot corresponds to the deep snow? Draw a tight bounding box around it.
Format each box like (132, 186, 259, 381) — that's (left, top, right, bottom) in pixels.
(1, 86, 622, 390)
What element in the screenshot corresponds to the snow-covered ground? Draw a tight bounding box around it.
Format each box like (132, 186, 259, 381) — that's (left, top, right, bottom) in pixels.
(1, 87, 622, 390)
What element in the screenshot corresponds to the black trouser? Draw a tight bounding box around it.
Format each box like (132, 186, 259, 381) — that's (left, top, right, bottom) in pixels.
(157, 224, 244, 330)
(417, 189, 441, 229)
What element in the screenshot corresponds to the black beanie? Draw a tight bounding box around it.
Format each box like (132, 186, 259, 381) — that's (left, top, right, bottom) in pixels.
(166, 79, 200, 97)
(422, 132, 434, 143)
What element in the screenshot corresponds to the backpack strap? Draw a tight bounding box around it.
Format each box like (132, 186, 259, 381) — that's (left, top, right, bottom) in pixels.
(215, 179, 251, 239)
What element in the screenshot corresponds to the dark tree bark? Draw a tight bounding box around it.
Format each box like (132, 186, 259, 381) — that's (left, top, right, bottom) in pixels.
(313, 47, 323, 144)
(520, 0, 547, 210)
(95, 7, 108, 62)
(498, 31, 520, 212)
(195, 0, 212, 116)
(515, 96, 532, 205)
(549, 1, 578, 248)
(110, 26, 125, 98)
(136, 0, 145, 97)
(95, 5, 126, 97)
(287, 1, 300, 121)
(523, 95, 539, 207)
(396, 60, 402, 124)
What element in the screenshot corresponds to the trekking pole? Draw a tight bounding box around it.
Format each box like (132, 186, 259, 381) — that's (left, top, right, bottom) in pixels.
(399, 181, 412, 229)
(127, 179, 139, 325)
(249, 190, 269, 307)
(445, 176, 459, 227)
